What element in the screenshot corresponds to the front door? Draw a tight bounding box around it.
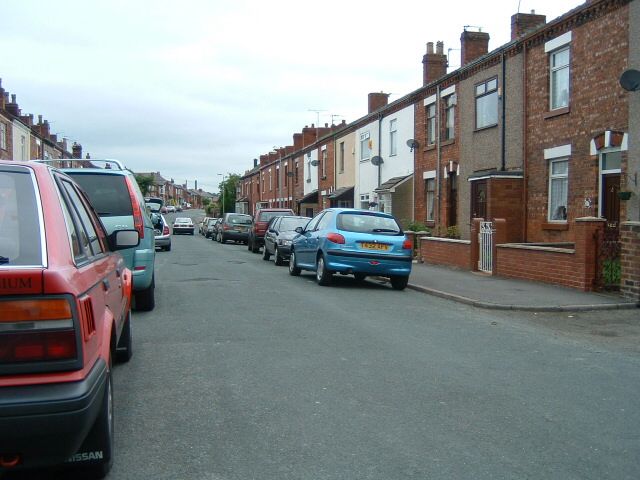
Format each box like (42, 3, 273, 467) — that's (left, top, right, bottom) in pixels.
(471, 180, 487, 220)
(602, 174, 620, 226)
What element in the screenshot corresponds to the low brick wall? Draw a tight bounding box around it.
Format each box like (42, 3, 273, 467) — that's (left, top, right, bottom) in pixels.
(421, 237, 471, 269)
(620, 222, 640, 302)
(495, 244, 588, 289)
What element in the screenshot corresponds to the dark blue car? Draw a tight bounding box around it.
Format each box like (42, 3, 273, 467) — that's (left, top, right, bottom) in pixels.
(288, 208, 413, 289)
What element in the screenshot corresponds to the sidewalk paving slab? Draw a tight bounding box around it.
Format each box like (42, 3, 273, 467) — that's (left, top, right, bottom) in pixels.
(405, 262, 639, 312)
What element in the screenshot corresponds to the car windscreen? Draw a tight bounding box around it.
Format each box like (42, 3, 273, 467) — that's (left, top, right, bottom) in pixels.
(336, 212, 402, 235)
(258, 211, 290, 222)
(228, 215, 252, 225)
(0, 167, 43, 266)
(279, 217, 310, 232)
(175, 218, 191, 223)
(207, 219, 217, 225)
(66, 173, 133, 217)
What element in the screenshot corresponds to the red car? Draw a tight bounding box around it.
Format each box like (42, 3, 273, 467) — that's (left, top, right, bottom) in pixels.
(247, 208, 295, 253)
(0, 160, 138, 477)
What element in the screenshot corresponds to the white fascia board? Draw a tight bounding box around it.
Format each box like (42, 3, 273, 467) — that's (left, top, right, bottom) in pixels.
(544, 144, 572, 159)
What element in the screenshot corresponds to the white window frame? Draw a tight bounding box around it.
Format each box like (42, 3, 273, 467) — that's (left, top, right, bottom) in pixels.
(360, 131, 371, 161)
(321, 147, 327, 178)
(339, 142, 345, 173)
(389, 119, 397, 156)
(548, 158, 569, 222)
(549, 46, 570, 110)
(426, 102, 436, 146)
(359, 193, 370, 210)
(0, 123, 6, 150)
(444, 94, 456, 140)
(425, 178, 435, 221)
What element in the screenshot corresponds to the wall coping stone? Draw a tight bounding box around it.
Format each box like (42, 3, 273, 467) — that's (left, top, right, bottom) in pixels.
(575, 217, 606, 223)
(422, 237, 470, 244)
(498, 243, 575, 254)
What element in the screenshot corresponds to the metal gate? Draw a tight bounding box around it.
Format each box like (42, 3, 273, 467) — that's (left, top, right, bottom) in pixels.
(595, 222, 621, 291)
(478, 221, 494, 273)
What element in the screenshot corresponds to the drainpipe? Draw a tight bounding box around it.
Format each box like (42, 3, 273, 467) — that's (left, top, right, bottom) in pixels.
(377, 112, 383, 190)
(522, 44, 529, 241)
(436, 84, 441, 227)
(501, 51, 507, 172)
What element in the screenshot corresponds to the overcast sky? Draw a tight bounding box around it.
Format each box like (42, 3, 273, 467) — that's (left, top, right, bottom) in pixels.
(2, 0, 583, 193)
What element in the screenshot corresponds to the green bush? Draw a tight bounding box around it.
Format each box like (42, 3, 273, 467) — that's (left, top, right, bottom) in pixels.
(406, 221, 429, 232)
(603, 258, 621, 285)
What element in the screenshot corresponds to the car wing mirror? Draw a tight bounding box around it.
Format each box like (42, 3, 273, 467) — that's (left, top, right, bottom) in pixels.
(295, 226, 304, 234)
(108, 229, 140, 251)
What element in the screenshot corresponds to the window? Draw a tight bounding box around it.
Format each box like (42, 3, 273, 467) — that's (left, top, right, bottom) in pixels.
(276, 168, 279, 189)
(548, 158, 568, 221)
(20, 135, 26, 161)
(339, 142, 345, 173)
(360, 194, 370, 210)
(444, 94, 456, 140)
(284, 165, 288, 187)
(360, 132, 371, 161)
(269, 170, 272, 191)
(425, 178, 435, 221)
(321, 148, 327, 179)
(261, 173, 265, 193)
(426, 103, 436, 145)
(475, 78, 498, 129)
(295, 163, 299, 184)
(389, 119, 397, 156)
(61, 180, 104, 257)
(550, 46, 570, 110)
(0, 123, 6, 150)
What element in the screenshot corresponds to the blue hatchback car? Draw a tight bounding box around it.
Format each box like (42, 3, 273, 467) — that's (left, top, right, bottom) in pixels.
(288, 208, 413, 289)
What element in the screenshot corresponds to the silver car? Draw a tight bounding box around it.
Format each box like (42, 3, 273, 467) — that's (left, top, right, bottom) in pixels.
(152, 213, 171, 251)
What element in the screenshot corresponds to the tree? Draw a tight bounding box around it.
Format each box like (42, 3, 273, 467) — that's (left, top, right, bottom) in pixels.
(202, 197, 211, 207)
(218, 173, 240, 215)
(135, 174, 154, 197)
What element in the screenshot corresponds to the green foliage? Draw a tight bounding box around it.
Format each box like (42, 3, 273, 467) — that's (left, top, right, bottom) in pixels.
(218, 173, 241, 215)
(202, 197, 211, 207)
(602, 258, 621, 286)
(445, 225, 460, 239)
(405, 221, 429, 233)
(134, 174, 154, 197)
(205, 204, 216, 216)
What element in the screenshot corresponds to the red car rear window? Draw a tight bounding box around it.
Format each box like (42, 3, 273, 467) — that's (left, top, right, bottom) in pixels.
(0, 167, 44, 266)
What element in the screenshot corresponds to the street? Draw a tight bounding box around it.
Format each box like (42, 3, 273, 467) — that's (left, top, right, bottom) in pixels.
(9, 211, 640, 479)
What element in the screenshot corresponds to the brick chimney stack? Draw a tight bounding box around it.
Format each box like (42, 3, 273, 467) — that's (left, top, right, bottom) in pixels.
(302, 125, 318, 146)
(6, 94, 20, 116)
(72, 142, 83, 159)
(460, 29, 490, 66)
(368, 92, 390, 114)
(422, 41, 448, 86)
(511, 10, 546, 39)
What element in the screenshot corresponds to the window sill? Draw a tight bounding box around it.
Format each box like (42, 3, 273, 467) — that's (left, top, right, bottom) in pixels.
(544, 107, 570, 119)
(440, 139, 455, 147)
(542, 222, 568, 231)
(321, 176, 327, 180)
(425, 220, 436, 228)
(474, 124, 498, 133)
(424, 144, 436, 152)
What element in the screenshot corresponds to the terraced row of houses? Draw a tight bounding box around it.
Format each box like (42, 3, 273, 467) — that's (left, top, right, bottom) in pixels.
(237, 0, 639, 300)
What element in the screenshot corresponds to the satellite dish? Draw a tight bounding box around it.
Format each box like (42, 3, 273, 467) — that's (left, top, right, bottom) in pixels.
(371, 156, 384, 166)
(620, 69, 640, 92)
(406, 139, 419, 151)
(310, 159, 319, 166)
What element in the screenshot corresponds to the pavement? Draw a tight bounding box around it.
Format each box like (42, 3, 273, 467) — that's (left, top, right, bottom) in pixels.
(405, 262, 639, 312)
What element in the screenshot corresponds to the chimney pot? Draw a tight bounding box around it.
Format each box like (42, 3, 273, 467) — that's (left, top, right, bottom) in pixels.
(11, 94, 16, 103)
(436, 41, 444, 55)
(422, 41, 448, 86)
(427, 42, 434, 54)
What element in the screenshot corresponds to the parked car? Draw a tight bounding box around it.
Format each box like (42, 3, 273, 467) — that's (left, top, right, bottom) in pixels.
(248, 208, 295, 253)
(198, 216, 211, 235)
(288, 208, 413, 289)
(211, 217, 223, 241)
(0, 160, 137, 477)
(160, 206, 168, 214)
(217, 213, 252, 244)
(153, 213, 171, 251)
(145, 197, 163, 213)
(173, 217, 195, 235)
(263, 215, 311, 265)
(205, 218, 218, 238)
(166, 205, 176, 213)
(63, 160, 156, 311)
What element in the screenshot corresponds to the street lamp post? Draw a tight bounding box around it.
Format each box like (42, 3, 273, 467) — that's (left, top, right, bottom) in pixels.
(218, 174, 226, 216)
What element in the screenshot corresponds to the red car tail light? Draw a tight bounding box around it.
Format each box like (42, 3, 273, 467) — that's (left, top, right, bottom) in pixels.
(0, 298, 77, 364)
(163, 226, 170, 235)
(125, 176, 145, 239)
(402, 237, 412, 250)
(326, 232, 346, 244)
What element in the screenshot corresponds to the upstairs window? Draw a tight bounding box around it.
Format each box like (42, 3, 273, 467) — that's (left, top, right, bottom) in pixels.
(360, 132, 371, 161)
(475, 78, 498, 129)
(443, 94, 456, 141)
(389, 119, 397, 156)
(550, 46, 570, 110)
(0, 123, 6, 150)
(338, 142, 345, 173)
(426, 103, 436, 146)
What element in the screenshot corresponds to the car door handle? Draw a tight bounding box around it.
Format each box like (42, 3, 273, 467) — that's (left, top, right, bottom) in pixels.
(115, 268, 121, 278)
(102, 279, 110, 291)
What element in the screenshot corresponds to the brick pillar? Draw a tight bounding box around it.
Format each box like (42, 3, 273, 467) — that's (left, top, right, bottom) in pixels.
(492, 219, 507, 276)
(620, 221, 640, 302)
(574, 217, 606, 291)
(470, 218, 482, 271)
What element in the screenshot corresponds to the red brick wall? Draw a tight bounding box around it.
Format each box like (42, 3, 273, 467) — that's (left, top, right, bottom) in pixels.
(524, 3, 629, 243)
(318, 140, 335, 212)
(421, 238, 470, 269)
(488, 178, 524, 242)
(620, 222, 640, 302)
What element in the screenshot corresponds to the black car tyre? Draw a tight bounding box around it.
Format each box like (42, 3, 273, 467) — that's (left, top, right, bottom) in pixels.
(289, 250, 301, 276)
(115, 309, 132, 363)
(134, 275, 155, 311)
(262, 245, 271, 260)
(353, 273, 367, 282)
(164, 244, 171, 252)
(248, 238, 253, 251)
(316, 254, 332, 286)
(82, 364, 114, 479)
(274, 247, 285, 266)
(251, 238, 260, 253)
(390, 275, 409, 291)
